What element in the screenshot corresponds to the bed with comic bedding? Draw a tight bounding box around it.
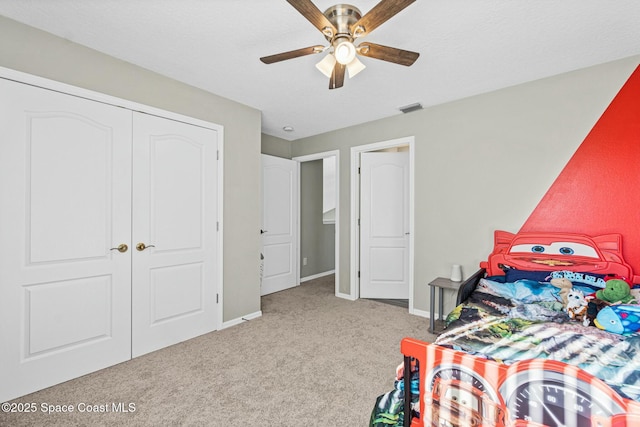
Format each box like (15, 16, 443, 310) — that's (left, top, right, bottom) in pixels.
(371, 231, 640, 427)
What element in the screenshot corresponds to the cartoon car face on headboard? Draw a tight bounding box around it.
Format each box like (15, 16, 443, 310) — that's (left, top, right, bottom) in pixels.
(481, 230, 638, 282)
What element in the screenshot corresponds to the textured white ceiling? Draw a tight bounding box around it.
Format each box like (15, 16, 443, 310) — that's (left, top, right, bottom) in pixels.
(1, 0, 639, 140)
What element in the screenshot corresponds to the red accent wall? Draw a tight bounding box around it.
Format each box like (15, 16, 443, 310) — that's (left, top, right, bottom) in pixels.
(520, 65, 640, 274)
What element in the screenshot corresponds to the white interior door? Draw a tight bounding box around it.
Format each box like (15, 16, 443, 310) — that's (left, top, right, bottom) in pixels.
(360, 152, 410, 299)
(0, 79, 132, 402)
(261, 154, 298, 295)
(132, 112, 219, 357)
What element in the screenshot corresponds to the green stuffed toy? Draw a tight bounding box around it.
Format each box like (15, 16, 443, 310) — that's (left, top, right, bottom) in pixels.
(596, 279, 637, 304)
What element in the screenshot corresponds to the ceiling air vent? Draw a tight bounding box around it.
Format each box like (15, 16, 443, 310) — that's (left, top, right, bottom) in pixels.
(399, 102, 423, 114)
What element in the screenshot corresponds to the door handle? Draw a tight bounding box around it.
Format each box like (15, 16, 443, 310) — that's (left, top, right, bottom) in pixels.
(136, 243, 156, 251)
(260, 229, 268, 234)
(110, 244, 128, 253)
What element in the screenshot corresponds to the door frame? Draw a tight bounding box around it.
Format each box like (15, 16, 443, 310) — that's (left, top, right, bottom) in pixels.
(350, 137, 415, 311)
(293, 150, 341, 297)
(0, 66, 225, 331)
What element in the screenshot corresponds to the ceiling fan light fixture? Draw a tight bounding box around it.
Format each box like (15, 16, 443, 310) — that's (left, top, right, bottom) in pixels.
(315, 54, 337, 78)
(260, 0, 420, 89)
(334, 40, 356, 65)
(346, 56, 366, 78)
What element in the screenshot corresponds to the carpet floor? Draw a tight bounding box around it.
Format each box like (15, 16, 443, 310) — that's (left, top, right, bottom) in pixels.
(1, 275, 435, 426)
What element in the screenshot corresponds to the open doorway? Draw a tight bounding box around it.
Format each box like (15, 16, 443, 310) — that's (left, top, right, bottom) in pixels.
(293, 150, 340, 296)
(350, 137, 415, 312)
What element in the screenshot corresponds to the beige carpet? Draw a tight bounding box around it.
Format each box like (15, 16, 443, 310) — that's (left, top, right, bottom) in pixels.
(1, 275, 435, 426)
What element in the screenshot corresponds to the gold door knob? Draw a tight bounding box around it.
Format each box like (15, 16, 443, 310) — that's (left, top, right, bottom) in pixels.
(136, 243, 156, 251)
(110, 244, 128, 253)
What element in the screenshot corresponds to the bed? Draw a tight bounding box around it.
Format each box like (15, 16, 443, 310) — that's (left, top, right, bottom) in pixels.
(371, 231, 640, 427)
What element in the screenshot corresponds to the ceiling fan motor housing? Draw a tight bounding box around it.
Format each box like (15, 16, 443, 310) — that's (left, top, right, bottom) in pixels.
(323, 4, 362, 42)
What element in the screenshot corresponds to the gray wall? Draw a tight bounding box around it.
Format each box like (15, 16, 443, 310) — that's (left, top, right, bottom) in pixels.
(0, 16, 262, 323)
(299, 160, 335, 278)
(262, 134, 291, 159)
(290, 56, 640, 314)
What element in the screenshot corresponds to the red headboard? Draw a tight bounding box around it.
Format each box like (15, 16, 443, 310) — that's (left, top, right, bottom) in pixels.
(481, 229, 639, 283)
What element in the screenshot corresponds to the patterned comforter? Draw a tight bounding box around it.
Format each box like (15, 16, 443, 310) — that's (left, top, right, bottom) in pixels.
(435, 278, 640, 401)
(370, 274, 640, 427)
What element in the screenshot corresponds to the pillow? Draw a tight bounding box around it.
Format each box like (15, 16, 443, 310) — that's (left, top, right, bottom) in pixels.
(477, 278, 562, 304)
(503, 269, 553, 283)
(503, 268, 607, 288)
(476, 277, 604, 306)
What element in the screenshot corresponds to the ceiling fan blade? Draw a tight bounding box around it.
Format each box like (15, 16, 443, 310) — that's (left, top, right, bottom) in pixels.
(329, 63, 345, 89)
(260, 45, 325, 64)
(357, 42, 419, 66)
(286, 0, 337, 37)
(351, 0, 415, 38)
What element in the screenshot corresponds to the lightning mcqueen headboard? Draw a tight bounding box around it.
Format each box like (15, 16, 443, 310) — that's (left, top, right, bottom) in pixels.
(481, 230, 640, 284)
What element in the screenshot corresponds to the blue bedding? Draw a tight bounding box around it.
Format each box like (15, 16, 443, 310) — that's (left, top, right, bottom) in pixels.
(436, 277, 640, 401)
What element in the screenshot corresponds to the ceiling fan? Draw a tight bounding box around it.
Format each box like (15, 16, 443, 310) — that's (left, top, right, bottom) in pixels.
(260, 0, 420, 89)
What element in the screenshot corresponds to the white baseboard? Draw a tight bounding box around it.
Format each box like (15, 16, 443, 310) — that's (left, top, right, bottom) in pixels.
(336, 291, 356, 301)
(221, 310, 262, 330)
(410, 307, 429, 319)
(300, 269, 335, 283)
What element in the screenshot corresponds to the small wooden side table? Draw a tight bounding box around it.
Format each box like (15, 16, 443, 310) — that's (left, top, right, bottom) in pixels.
(428, 277, 462, 333)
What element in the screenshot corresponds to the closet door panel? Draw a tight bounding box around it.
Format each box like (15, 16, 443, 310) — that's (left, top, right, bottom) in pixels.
(151, 134, 204, 251)
(132, 112, 218, 357)
(0, 78, 132, 402)
(28, 112, 111, 262)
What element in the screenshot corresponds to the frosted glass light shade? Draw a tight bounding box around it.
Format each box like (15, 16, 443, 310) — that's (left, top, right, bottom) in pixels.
(334, 41, 356, 65)
(315, 54, 336, 78)
(346, 57, 366, 78)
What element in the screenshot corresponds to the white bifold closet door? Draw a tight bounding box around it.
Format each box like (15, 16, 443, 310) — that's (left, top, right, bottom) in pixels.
(0, 78, 133, 402)
(132, 112, 218, 358)
(0, 78, 218, 402)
